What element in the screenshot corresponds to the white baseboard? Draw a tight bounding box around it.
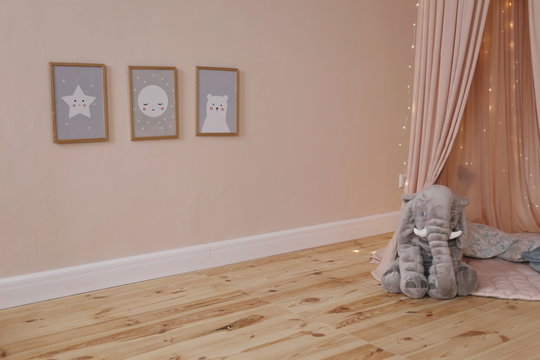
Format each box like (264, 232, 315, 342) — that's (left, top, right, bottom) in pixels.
(0, 211, 399, 309)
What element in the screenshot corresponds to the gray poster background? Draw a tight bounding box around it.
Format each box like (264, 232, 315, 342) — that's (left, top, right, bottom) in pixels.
(198, 69, 237, 133)
(131, 69, 176, 138)
(53, 66, 106, 140)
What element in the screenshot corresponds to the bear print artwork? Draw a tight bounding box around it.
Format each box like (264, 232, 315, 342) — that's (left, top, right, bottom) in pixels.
(201, 94, 229, 133)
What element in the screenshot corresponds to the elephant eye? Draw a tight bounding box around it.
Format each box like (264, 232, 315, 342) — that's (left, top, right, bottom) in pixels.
(419, 211, 425, 217)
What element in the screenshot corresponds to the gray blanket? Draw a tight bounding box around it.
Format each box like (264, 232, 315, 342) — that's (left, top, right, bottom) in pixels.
(463, 223, 540, 263)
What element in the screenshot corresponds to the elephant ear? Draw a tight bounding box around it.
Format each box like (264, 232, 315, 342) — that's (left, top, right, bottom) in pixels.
(401, 193, 415, 203)
(396, 193, 416, 245)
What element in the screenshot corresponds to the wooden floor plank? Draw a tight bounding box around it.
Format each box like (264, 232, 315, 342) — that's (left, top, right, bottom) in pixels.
(369, 299, 534, 357)
(1, 232, 539, 359)
(0, 273, 227, 343)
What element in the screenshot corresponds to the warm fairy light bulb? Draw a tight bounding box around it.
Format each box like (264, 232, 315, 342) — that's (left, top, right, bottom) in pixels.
(403, 126, 406, 129)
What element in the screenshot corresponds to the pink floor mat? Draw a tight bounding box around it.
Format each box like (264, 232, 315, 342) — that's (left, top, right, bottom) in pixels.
(467, 258, 540, 301)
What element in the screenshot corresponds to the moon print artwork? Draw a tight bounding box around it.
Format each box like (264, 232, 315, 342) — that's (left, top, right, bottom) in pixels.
(129, 66, 179, 140)
(49, 63, 109, 144)
(138, 85, 168, 118)
(196, 67, 239, 136)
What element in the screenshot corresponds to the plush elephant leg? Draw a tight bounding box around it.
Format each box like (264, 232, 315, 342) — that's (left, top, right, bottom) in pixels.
(449, 246, 478, 296)
(398, 244, 428, 298)
(455, 261, 478, 296)
(381, 260, 401, 294)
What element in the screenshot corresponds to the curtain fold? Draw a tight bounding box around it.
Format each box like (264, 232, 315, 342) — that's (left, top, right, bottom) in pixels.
(439, 0, 540, 233)
(406, 0, 491, 194)
(530, 0, 540, 126)
(372, 0, 490, 281)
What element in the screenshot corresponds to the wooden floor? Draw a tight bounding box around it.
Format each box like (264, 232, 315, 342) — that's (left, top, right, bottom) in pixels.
(1, 233, 540, 359)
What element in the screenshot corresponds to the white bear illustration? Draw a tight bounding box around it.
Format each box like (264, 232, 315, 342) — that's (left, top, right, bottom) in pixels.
(201, 94, 230, 133)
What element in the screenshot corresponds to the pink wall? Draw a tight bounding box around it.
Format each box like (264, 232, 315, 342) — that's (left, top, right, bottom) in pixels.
(0, 0, 417, 277)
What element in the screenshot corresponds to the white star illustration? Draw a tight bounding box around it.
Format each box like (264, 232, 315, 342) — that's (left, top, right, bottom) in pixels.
(62, 85, 96, 118)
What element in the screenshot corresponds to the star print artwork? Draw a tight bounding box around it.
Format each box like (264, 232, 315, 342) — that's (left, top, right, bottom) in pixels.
(50, 63, 108, 143)
(62, 85, 96, 118)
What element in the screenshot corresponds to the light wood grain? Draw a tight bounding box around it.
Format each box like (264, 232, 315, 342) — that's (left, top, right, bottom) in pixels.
(0, 233, 539, 359)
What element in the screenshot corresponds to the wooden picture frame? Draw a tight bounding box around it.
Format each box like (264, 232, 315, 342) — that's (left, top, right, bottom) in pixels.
(49, 62, 109, 144)
(196, 66, 239, 136)
(129, 66, 179, 141)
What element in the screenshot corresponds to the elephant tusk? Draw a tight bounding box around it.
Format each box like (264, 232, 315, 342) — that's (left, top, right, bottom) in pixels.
(449, 230, 463, 239)
(413, 227, 428, 237)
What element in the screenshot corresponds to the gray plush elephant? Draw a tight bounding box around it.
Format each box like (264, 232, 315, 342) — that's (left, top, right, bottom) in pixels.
(382, 185, 477, 299)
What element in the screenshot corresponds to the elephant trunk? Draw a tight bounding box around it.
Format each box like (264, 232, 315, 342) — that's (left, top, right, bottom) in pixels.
(426, 219, 457, 299)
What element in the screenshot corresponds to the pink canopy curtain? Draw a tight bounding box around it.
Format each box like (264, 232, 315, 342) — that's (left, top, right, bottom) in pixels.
(530, 0, 540, 126)
(372, 0, 490, 281)
(438, 0, 540, 233)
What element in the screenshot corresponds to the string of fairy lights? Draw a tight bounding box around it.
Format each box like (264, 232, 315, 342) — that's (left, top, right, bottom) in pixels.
(397, 2, 419, 187)
(456, 0, 540, 214)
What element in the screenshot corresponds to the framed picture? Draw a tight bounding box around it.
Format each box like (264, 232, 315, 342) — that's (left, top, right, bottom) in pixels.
(49, 62, 109, 144)
(129, 66, 179, 141)
(196, 66, 239, 136)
